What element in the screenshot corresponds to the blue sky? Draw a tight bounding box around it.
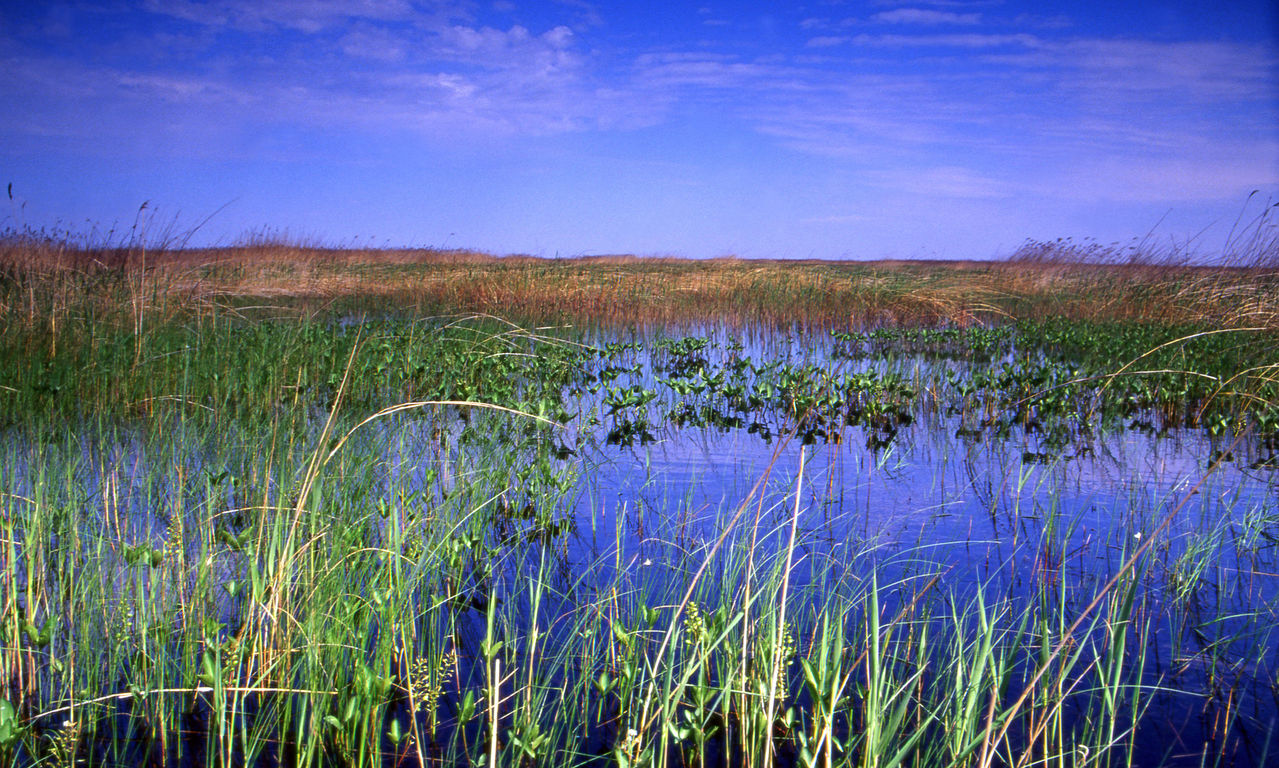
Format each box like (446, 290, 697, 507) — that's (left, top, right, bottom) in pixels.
(3, 1, 1277, 259)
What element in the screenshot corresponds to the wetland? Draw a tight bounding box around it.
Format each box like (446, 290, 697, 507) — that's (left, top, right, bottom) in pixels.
(1, 230, 1278, 767)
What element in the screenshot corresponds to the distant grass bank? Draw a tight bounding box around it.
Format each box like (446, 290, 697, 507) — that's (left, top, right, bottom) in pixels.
(3, 231, 1278, 330)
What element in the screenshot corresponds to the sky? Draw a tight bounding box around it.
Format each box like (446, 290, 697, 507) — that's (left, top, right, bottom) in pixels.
(2, 1, 1277, 260)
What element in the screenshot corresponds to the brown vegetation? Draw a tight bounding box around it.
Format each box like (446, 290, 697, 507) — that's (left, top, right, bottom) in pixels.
(2, 227, 1278, 330)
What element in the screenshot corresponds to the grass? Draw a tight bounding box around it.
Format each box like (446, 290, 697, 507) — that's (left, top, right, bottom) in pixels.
(0, 216, 1276, 766)
(0, 380, 1273, 767)
(4, 213, 1279, 331)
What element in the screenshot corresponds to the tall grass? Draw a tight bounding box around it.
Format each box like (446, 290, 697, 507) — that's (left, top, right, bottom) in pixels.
(0, 381, 1272, 765)
(5, 204, 1279, 332)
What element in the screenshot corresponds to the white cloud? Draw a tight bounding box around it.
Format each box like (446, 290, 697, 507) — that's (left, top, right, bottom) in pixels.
(1057, 39, 1275, 102)
(632, 53, 784, 92)
(543, 25, 574, 48)
(434, 24, 581, 76)
(114, 72, 248, 102)
(872, 9, 981, 26)
(851, 32, 1041, 48)
(1038, 145, 1279, 203)
(800, 213, 870, 225)
(805, 36, 848, 48)
(548, 0, 604, 28)
(640, 31, 1277, 206)
(143, 0, 420, 33)
(870, 165, 1014, 199)
(338, 23, 408, 61)
(1011, 13, 1073, 31)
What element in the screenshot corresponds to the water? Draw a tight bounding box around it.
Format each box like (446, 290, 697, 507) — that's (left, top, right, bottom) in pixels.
(563, 424, 1275, 765)
(552, 329, 1279, 765)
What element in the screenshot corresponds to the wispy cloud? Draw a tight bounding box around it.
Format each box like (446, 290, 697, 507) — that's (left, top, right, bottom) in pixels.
(805, 36, 848, 49)
(431, 23, 581, 77)
(4, 2, 655, 143)
(1055, 38, 1276, 102)
(872, 9, 982, 25)
(870, 165, 1015, 199)
(633, 26, 1277, 205)
(849, 32, 1042, 48)
(1037, 145, 1279, 203)
(142, 0, 422, 33)
(631, 53, 789, 92)
(338, 23, 409, 61)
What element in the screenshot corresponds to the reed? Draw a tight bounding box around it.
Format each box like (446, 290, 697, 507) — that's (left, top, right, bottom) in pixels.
(5, 216, 1279, 334)
(0, 393, 1273, 765)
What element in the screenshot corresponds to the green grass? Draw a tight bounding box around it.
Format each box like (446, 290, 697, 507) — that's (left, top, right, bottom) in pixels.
(0, 367, 1272, 765)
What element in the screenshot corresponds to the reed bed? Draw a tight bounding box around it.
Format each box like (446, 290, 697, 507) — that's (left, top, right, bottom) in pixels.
(3, 219, 1279, 332)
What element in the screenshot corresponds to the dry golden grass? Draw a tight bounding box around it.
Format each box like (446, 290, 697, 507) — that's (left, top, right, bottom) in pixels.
(3, 232, 1278, 331)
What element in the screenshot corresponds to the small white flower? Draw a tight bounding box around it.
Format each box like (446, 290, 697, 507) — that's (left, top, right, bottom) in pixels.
(642, 558, 653, 566)
(1134, 532, 1142, 540)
